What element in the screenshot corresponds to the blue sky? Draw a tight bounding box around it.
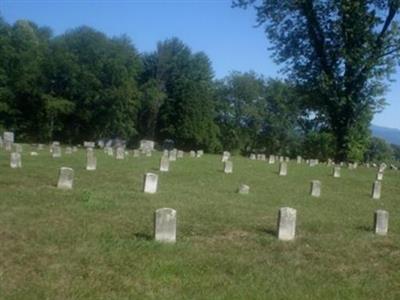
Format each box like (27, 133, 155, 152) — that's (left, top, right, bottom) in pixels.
(1, 0, 399, 129)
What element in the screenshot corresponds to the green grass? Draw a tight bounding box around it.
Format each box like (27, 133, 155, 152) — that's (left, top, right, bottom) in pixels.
(1, 146, 400, 299)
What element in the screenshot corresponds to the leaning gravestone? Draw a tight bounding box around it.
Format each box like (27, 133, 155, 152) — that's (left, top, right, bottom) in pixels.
(277, 207, 297, 241)
(144, 173, 158, 194)
(86, 148, 96, 171)
(160, 156, 170, 172)
(224, 161, 233, 174)
(310, 180, 321, 197)
(57, 167, 74, 190)
(333, 166, 341, 178)
(374, 210, 389, 236)
(116, 147, 125, 160)
(10, 152, 22, 168)
(238, 184, 250, 195)
(154, 208, 177, 243)
(371, 181, 382, 199)
(279, 162, 287, 176)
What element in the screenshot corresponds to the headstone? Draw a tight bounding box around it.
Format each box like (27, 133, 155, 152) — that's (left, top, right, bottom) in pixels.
(163, 149, 169, 157)
(116, 147, 125, 160)
(310, 180, 321, 197)
(86, 148, 96, 171)
(57, 167, 74, 189)
(378, 163, 387, 173)
(154, 208, 176, 243)
(65, 147, 72, 154)
(145, 150, 152, 157)
(52, 145, 62, 158)
(327, 158, 333, 166)
(333, 166, 341, 178)
(196, 150, 204, 158)
(133, 149, 140, 157)
(258, 154, 266, 161)
(371, 181, 381, 200)
(309, 159, 319, 167)
(279, 162, 287, 176)
(285, 157, 290, 163)
(374, 210, 389, 236)
(10, 152, 22, 168)
(169, 149, 177, 161)
(238, 184, 250, 195)
(30, 151, 38, 156)
(224, 161, 233, 174)
(83, 141, 95, 148)
(140, 140, 155, 152)
(222, 151, 231, 162)
(160, 156, 170, 172)
(249, 153, 256, 160)
(390, 164, 398, 171)
(277, 207, 297, 241)
(279, 156, 284, 163)
(144, 173, 158, 194)
(37, 144, 44, 150)
(268, 155, 275, 164)
(72, 146, 78, 152)
(296, 156, 302, 164)
(189, 150, 196, 158)
(376, 172, 384, 181)
(177, 150, 184, 158)
(106, 147, 114, 156)
(3, 131, 14, 151)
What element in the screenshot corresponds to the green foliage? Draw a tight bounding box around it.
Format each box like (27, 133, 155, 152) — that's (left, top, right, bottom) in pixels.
(302, 131, 336, 161)
(365, 137, 395, 162)
(235, 0, 400, 160)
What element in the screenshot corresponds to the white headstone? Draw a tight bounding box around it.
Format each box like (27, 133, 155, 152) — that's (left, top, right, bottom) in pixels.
(3, 131, 14, 151)
(371, 181, 381, 200)
(177, 150, 184, 158)
(277, 207, 297, 241)
(116, 147, 125, 160)
(376, 172, 384, 181)
(154, 208, 176, 243)
(268, 155, 275, 164)
(333, 166, 341, 178)
(224, 161, 233, 174)
(133, 149, 140, 157)
(84, 141, 95, 148)
(189, 150, 196, 158)
(65, 147, 72, 154)
(296, 156, 302, 164)
(10, 152, 22, 168)
(160, 156, 170, 172)
(238, 184, 250, 195)
(52, 145, 62, 158)
(279, 162, 287, 176)
(14, 144, 22, 153)
(249, 153, 256, 160)
(374, 210, 389, 236)
(169, 149, 177, 161)
(140, 140, 155, 152)
(222, 151, 231, 162)
(86, 148, 96, 171)
(144, 173, 158, 194)
(57, 167, 74, 189)
(196, 150, 204, 158)
(310, 180, 321, 197)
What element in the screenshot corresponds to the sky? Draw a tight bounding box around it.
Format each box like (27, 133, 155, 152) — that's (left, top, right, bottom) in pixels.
(1, 0, 399, 129)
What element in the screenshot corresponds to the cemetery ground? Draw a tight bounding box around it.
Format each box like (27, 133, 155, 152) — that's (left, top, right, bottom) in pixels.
(1, 147, 400, 299)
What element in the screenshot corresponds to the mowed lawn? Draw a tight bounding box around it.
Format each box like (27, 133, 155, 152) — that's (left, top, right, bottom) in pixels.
(1, 147, 400, 300)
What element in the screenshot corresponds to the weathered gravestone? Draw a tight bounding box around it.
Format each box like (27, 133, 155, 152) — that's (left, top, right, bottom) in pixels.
(144, 173, 158, 194)
(222, 151, 231, 162)
(371, 181, 382, 199)
(106, 147, 114, 156)
(52, 145, 62, 158)
(268, 155, 275, 164)
(83, 141, 95, 148)
(279, 162, 287, 176)
(196, 150, 204, 158)
(189, 150, 196, 158)
(238, 184, 250, 195)
(169, 149, 177, 162)
(30, 151, 38, 156)
(310, 180, 321, 197)
(65, 147, 72, 154)
(154, 208, 176, 243)
(177, 150, 184, 158)
(57, 167, 74, 190)
(333, 166, 341, 178)
(160, 156, 170, 172)
(145, 150, 152, 157)
(249, 153, 256, 160)
(72, 146, 78, 152)
(374, 210, 389, 236)
(3, 131, 14, 151)
(10, 152, 22, 168)
(376, 172, 384, 181)
(224, 161, 233, 174)
(140, 140, 155, 152)
(296, 156, 302, 164)
(116, 147, 125, 160)
(86, 148, 96, 171)
(309, 159, 319, 167)
(133, 149, 140, 157)
(277, 207, 297, 241)
(378, 163, 387, 173)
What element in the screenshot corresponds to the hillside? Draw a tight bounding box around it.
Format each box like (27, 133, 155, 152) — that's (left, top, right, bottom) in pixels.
(371, 124, 400, 145)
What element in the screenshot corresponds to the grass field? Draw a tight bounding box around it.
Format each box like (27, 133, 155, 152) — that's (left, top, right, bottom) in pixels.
(1, 146, 400, 299)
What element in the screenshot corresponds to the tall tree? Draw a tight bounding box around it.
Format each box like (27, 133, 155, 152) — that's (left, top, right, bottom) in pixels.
(235, 0, 400, 161)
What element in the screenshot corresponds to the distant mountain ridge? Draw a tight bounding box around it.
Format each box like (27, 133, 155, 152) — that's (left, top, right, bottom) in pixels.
(371, 124, 400, 145)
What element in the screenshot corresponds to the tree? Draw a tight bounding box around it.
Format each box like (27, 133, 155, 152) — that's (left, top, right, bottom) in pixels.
(235, 0, 400, 161)
(365, 136, 394, 162)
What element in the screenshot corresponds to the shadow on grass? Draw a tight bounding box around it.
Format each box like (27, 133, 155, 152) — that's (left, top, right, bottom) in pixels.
(134, 232, 152, 241)
(256, 227, 277, 238)
(356, 225, 373, 232)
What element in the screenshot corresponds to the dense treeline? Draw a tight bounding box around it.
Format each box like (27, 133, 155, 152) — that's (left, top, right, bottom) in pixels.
(0, 18, 398, 162)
